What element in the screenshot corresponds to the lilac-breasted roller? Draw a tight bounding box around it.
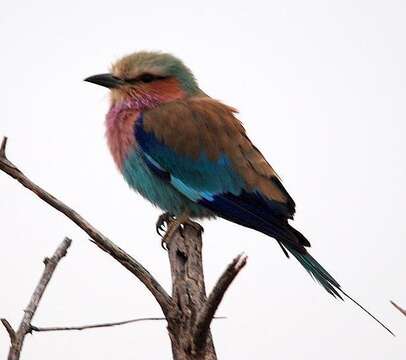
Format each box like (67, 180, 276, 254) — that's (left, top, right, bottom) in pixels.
(85, 51, 392, 334)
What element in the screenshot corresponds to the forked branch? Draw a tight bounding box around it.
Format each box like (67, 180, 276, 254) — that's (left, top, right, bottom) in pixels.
(1, 237, 72, 360)
(0, 136, 247, 360)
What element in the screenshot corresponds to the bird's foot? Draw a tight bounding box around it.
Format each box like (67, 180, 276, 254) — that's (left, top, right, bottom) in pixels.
(161, 219, 182, 250)
(156, 212, 175, 237)
(159, 215, 204, 250)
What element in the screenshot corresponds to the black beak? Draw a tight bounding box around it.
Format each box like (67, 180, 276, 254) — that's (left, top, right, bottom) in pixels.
(84, 73, 125, 89)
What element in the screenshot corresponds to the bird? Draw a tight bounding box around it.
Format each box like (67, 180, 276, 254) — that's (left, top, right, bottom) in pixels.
(85, 51, 393, 335)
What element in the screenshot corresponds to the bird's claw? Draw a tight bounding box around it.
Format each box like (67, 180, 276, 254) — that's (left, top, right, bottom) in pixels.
(157, 213, 204, 250)
(161, 238, 168, 250)
(156, 212, 175, 237)
(161, 220, 182, 250)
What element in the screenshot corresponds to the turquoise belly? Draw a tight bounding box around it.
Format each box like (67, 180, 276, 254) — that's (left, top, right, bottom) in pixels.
(122, 149, 212, 218)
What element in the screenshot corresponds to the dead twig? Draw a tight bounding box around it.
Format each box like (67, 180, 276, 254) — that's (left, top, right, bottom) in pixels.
(0, 136, 7, 157)
(1, 319, 16, 344)
(390, 301, 406, 317)
(193, 253, 247, 352)
(29, 317, 166, 332)
(1, 237, 72, 360)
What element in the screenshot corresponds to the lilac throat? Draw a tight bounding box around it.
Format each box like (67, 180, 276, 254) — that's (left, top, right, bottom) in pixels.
(106, 96, 159, 129)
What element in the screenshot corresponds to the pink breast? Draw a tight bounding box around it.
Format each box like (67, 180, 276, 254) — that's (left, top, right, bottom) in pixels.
(105, 107, 139, 170)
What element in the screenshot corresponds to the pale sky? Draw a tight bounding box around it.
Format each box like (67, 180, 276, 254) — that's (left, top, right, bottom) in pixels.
(1, 0, 405, 359)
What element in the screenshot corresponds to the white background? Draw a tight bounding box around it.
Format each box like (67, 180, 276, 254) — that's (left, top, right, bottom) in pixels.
(1, 0, 405, 358)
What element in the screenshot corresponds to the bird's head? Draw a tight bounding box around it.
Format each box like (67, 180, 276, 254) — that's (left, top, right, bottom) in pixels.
(85, 51, 201, 108)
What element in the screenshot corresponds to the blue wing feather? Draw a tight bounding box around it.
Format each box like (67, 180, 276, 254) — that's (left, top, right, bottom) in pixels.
(135, 115, 244, 196)
(135, 114, 309, 250)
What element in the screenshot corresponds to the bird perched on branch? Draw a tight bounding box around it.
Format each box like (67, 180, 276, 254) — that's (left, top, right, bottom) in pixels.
(85, 51, 392, 334)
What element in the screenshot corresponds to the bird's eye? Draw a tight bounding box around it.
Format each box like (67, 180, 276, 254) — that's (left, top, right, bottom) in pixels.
(126, 73, 168, 84)
(139, 73, 155, 83)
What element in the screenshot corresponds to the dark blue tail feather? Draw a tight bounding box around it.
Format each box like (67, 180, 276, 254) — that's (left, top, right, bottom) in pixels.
(283, 243, 343, 299)
(283, 243, 394, 335)
(198, 190, 394, 335)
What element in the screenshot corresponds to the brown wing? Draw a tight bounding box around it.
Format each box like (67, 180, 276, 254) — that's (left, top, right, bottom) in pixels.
(143, 96, 296, 217)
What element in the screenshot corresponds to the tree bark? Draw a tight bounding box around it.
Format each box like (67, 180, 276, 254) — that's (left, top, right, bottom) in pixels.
(166, 225, 216, 360)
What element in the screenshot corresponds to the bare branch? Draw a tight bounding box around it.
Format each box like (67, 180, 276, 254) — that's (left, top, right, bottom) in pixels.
(0, 137, 171, 315)
(29, 317, 166, 332)
(4, 237, 71, 360)
(0, 136, 7, 157)
(193, 253, 247, 352)
(390, 301, 406, 317)
(1, 319, 16, 344)
(28, 316, 225, 334)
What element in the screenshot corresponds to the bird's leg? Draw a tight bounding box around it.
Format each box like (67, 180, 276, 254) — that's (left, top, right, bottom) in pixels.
(160, 213, 203, 250)
(156, 212, 175, 237)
